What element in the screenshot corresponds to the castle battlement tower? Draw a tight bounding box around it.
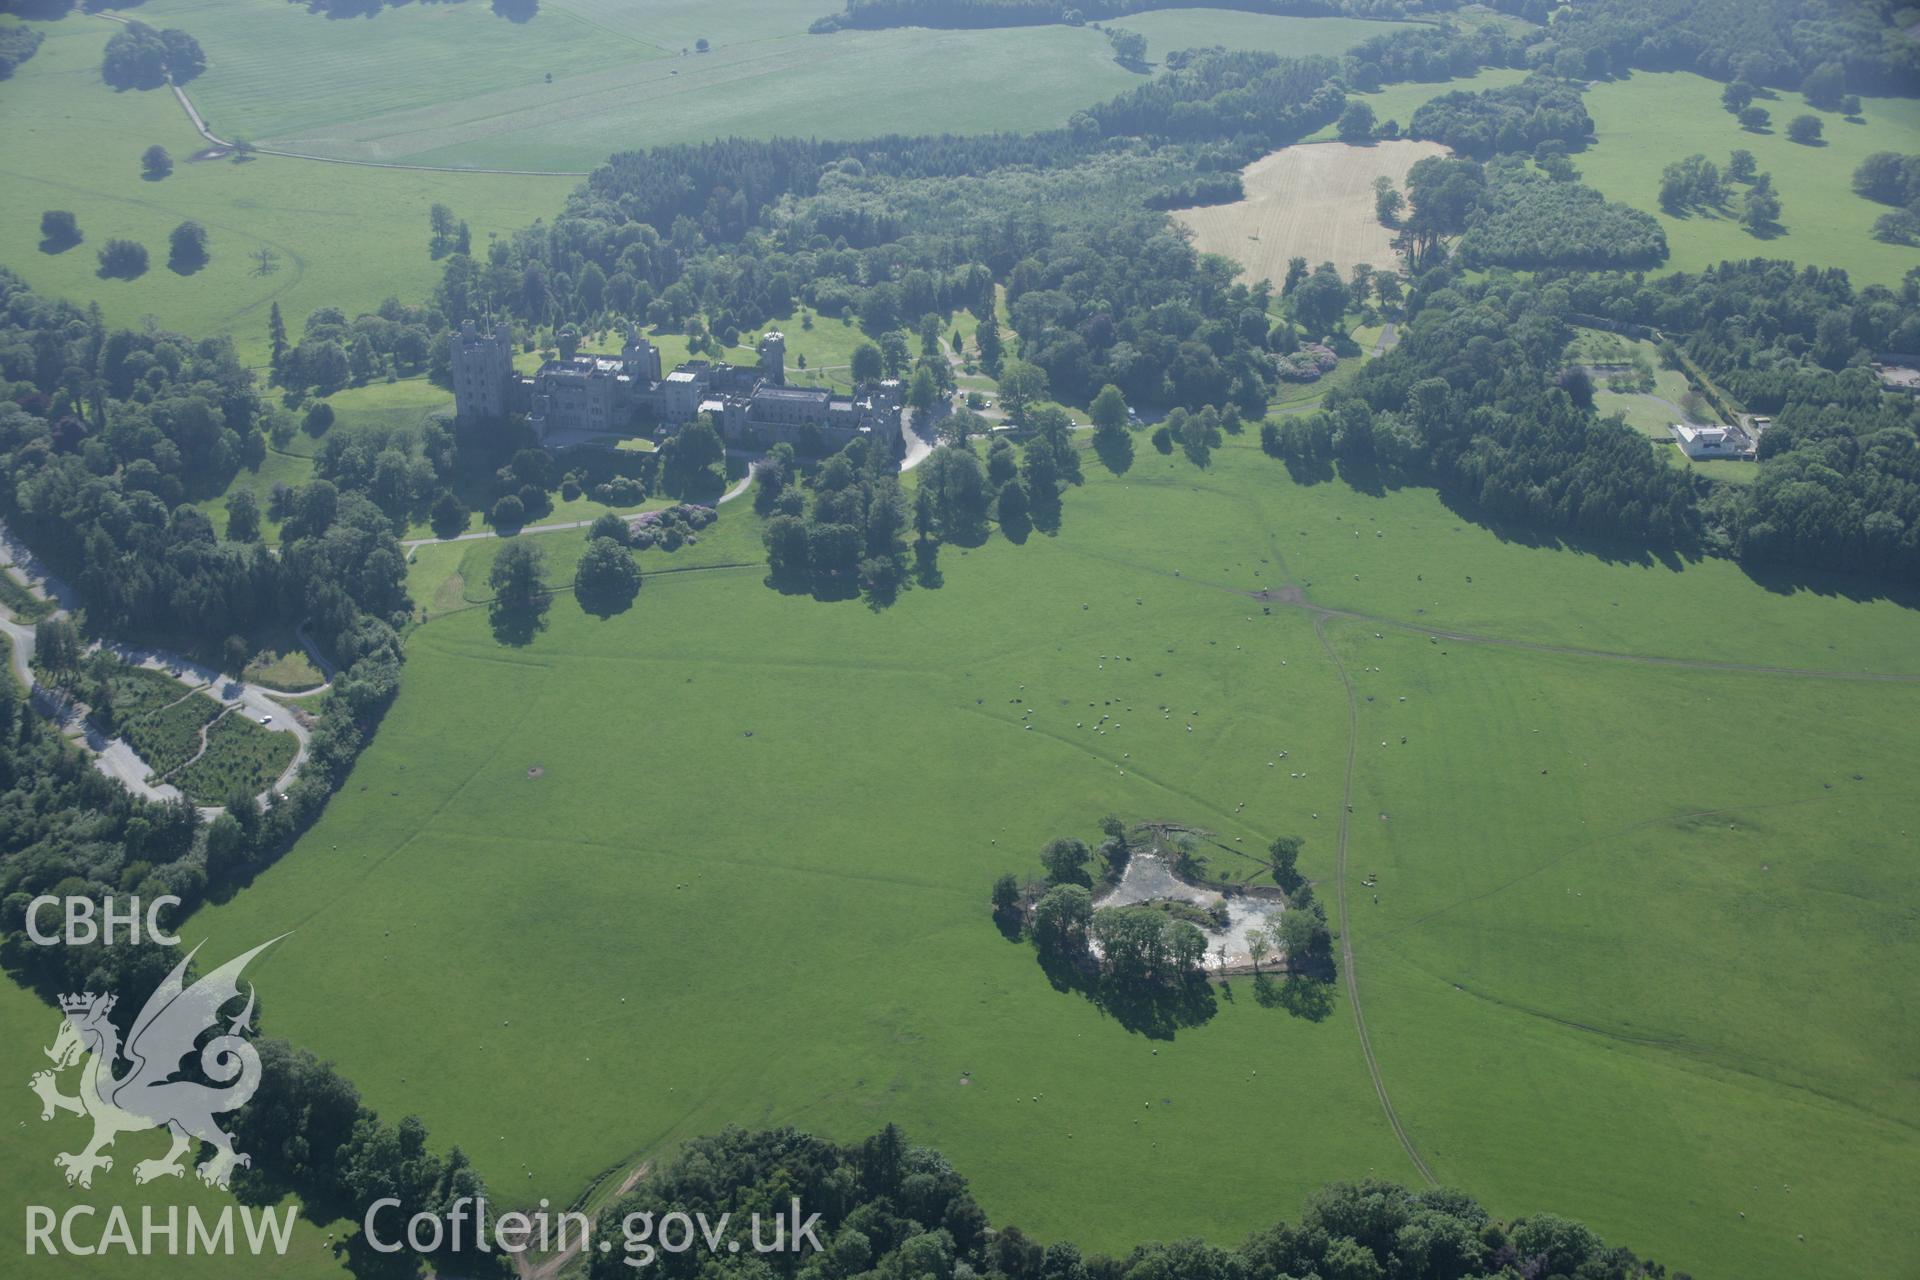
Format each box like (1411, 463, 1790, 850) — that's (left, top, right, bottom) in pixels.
(622, 323, 662, 382)
(452, 320, 516, 423)
(757, 330, 787, 386)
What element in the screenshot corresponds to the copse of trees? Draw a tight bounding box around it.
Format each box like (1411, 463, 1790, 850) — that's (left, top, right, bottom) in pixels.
(101, 22, 204, 90)
(1853, 152, 1920, 245)
(1407, 74, 1591, 158)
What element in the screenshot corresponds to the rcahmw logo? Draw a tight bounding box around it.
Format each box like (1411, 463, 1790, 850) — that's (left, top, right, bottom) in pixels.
(23, 935, 298, 1259)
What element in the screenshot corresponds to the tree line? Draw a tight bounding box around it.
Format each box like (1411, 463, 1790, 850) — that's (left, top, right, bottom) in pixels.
(589, 1122, 1687, 1280)
(1490, 0, 1918, 96)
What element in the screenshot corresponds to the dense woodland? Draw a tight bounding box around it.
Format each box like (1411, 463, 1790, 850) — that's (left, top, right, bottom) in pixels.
(589, 1124, 1681, 1280)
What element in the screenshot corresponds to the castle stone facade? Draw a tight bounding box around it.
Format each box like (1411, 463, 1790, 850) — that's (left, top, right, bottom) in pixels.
(451, 323, 901, 454)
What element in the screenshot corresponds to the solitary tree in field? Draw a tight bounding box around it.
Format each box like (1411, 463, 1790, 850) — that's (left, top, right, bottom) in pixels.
(575, 537, 641, 614)
(1738, 105, 1771, 132)
(96, 238, 149, 279)
(39, 209, 80, 250)
(1787, 114, 1824, 145)
(489, 539, 547, 612)
(167, 220, 208, 272)
(141, 144, 172, 180)
(1727, 149, 1757, 183)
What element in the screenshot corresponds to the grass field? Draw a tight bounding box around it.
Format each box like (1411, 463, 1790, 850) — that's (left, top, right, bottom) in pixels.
(109, 0, 1141, 170)
(0, 14, 572, 365)
(100, 1, 1419, 170)
(1174, 140, 1446, 286)
(1580, 71, 1920, 288)
(119, 437, 1920, 1280)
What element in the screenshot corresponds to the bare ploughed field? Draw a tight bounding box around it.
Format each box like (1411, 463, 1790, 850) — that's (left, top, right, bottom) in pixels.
(1174, 140, 1447, 283)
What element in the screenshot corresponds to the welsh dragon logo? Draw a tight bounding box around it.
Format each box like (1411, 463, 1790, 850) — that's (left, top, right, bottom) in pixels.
(29, 937, 283, 1191)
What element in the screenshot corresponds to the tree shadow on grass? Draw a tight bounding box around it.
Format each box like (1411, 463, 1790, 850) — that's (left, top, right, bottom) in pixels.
(577, 581, 638, 619)
(488, 599, 548, 646)
(913, 538, 943, 589)
(1094, 430, 1134, 475)
(1037, 949, 1217, 1040)
(1253, 972, 1336, 1021)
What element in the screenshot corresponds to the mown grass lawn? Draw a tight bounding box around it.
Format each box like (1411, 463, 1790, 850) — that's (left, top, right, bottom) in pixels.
(172, 439, 1920, 1280)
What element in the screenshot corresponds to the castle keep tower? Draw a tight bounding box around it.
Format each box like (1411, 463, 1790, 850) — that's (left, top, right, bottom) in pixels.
(757, 331, 786, 386)
(622, 323, 662, 382)
(451, 320, 516, 423)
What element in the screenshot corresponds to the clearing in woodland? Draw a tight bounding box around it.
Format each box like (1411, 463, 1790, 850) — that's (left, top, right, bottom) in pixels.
(1173, 140, 1445, 285)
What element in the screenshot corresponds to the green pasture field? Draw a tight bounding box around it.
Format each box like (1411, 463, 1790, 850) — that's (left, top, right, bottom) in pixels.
(171, 710, 299, 804)
(117, 0, 1144, 170)
(1579, 71, 1920, 288)
(1326, 621, 1920, 1278)
(0, 15, 572, 365)
(151, 437, 1920, 1280)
